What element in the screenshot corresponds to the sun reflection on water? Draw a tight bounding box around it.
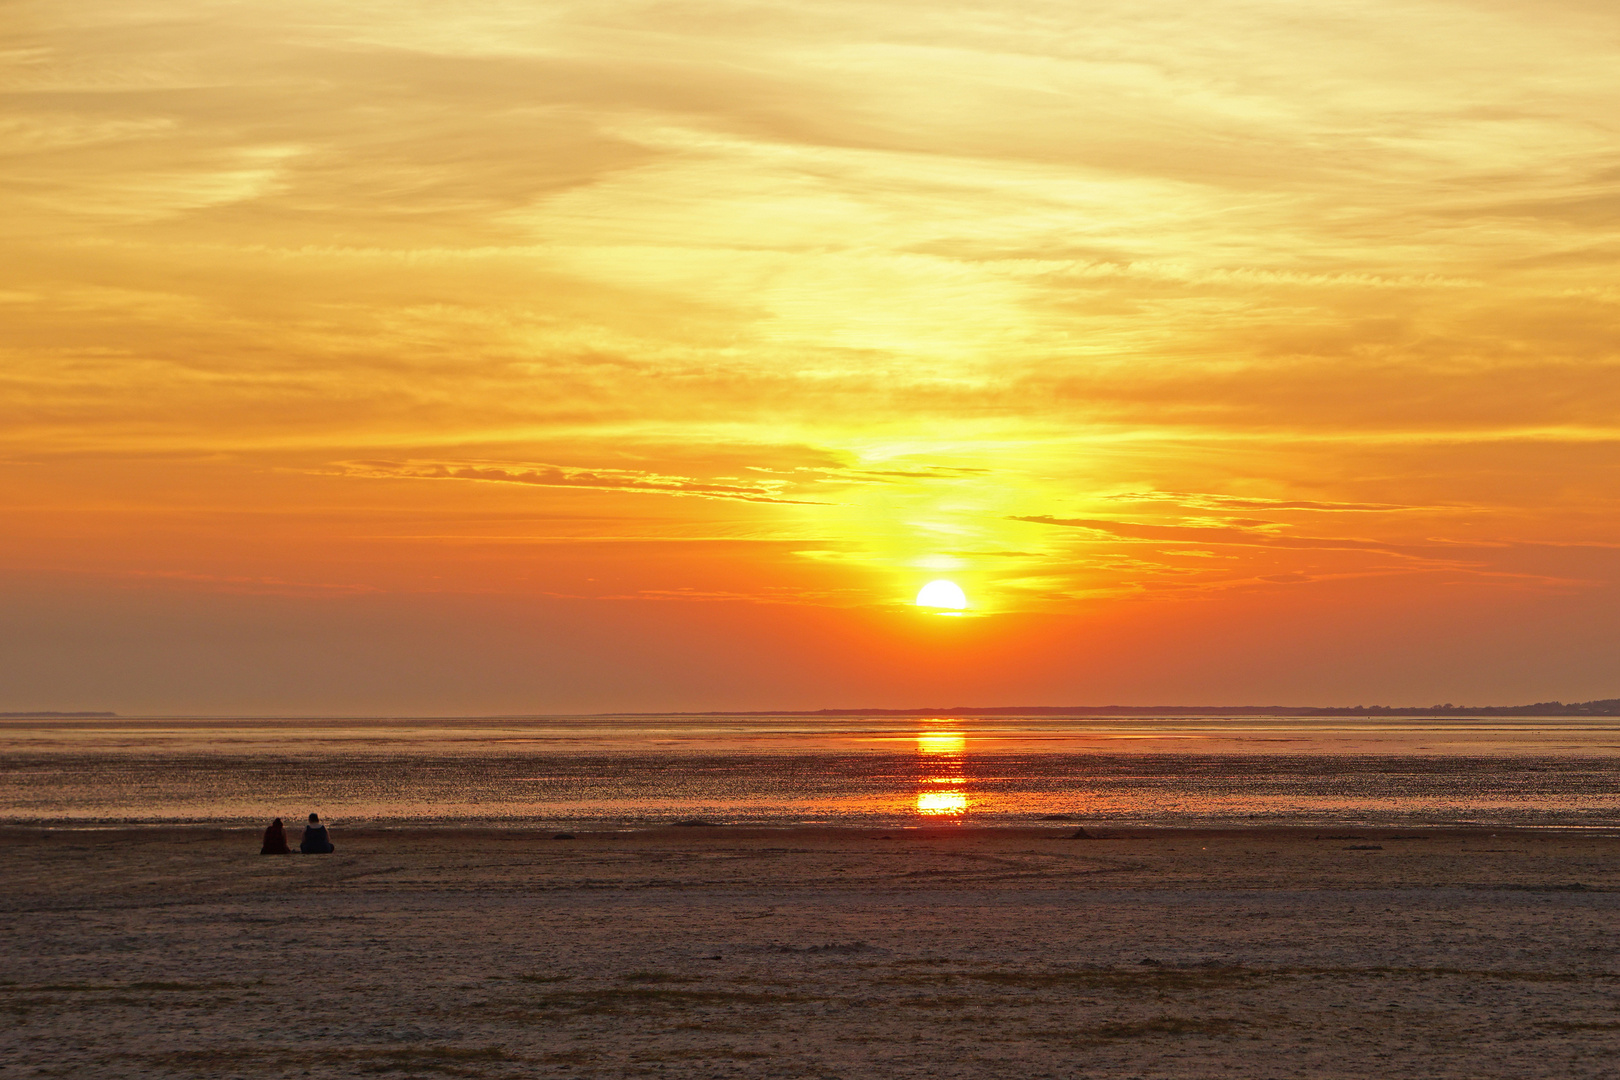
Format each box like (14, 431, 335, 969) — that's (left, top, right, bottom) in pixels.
(915, 790, 968, 814)
(916, 733, 965, 755)
(913, 728, 969, 817)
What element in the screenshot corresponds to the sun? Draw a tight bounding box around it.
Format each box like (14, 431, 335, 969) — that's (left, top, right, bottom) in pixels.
(915, 579, 968, 610)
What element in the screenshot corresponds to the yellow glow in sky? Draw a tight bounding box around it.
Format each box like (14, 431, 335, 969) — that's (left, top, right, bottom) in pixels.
(4, 0, 1620, 713)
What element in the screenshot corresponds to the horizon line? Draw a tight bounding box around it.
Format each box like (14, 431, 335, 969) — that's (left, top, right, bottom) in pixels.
(5, 696, 1620, 720)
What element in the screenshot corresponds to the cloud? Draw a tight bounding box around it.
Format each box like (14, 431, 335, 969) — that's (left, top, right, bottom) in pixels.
(1011, 514, 1612, 593)
(1102, 490, 1423, 512)
(1011, 515, 1401, 554)
(334, 459, 830, 505)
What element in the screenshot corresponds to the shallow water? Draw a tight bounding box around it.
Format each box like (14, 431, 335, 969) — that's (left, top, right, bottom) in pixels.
(3, 714, 1619, 827)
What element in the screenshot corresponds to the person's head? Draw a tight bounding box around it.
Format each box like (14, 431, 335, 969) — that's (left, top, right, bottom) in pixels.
(272, 817, 282, 827)
(308, 812, 320, 823)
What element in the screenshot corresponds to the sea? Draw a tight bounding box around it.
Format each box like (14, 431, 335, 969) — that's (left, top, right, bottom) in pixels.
(3, 713, 1619, 830)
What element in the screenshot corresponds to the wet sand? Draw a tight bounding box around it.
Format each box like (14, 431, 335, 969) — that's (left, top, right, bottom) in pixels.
(2, 825, 1617, 1078)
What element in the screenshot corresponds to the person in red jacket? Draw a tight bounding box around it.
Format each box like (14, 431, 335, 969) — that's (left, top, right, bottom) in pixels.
(260, 817, 290, 854)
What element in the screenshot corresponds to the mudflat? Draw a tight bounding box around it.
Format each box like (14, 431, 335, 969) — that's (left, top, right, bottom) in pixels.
(2, 826, 1617, 1078)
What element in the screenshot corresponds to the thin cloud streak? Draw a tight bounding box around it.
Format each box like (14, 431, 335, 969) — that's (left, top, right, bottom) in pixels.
(334, 460, 831, 505)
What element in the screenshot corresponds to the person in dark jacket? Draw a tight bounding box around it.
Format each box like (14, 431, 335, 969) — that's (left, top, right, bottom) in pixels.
(299, 812, 335, 854)
(260, 817, 290, 855)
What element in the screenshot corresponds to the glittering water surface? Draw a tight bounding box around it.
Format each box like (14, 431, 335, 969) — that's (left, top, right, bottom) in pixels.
(3, 714, 1619, 827)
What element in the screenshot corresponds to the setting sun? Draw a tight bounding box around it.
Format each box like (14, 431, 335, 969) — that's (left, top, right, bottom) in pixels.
(915, 580, 968, 611)
(7, 0, 1620, 716)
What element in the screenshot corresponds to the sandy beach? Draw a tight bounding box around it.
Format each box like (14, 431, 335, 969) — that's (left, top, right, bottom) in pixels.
(2, 825, 1617, 1078)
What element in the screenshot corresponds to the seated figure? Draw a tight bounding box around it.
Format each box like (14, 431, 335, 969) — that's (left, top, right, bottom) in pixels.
(260, 817, 290, 855)
(299, 812, 335, 854)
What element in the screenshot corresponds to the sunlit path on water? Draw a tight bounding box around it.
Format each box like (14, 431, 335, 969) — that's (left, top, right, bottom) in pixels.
(4, 713, 1620, 829)
(914, 726, 969, 818)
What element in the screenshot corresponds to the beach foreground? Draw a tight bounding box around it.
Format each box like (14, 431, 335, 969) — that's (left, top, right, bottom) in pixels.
(2, 826, 1617, 1078)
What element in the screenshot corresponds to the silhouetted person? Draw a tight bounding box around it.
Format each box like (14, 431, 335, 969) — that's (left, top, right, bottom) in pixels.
(299, 812, 334, 854)
(260, 817, 290, 855)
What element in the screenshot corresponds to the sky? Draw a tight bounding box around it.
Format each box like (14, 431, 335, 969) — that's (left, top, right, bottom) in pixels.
(4, 0, 1620, 714)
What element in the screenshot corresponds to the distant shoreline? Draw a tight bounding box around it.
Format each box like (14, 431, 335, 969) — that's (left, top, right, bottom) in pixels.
(0, 711, 118, 718)
(4, 699, 1620, 719)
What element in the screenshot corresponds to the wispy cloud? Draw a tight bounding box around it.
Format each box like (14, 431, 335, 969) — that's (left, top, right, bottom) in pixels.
(1102, 491, 1423, 513)
(333, 459, 831, 505)
(1012, 515, 1402, 554)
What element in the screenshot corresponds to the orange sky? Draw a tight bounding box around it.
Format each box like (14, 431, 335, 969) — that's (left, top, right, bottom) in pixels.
(4, 0, 1620, 713)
